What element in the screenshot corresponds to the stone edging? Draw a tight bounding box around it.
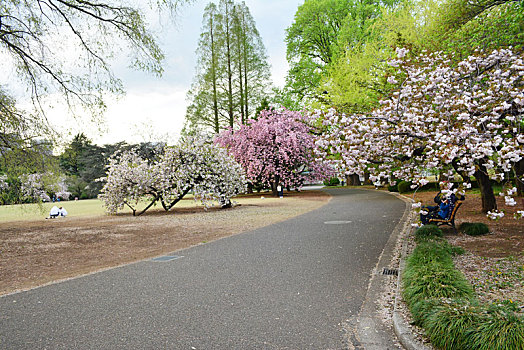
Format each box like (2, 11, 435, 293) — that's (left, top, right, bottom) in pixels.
(388, 192, 432, 350)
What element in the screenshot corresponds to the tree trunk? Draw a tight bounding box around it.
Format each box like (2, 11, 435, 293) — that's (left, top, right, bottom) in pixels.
(221, 199, 232, 208)
(364, 172, 371, 185)
(271, 175, 280, 197)
(346, 174, 352, 186)
(515, 158, 524, 197)
(351, 174, 361, 186)
(224, 2, 235, 128)
(474, 163, 497, 213)
(209, 16, 220, 134)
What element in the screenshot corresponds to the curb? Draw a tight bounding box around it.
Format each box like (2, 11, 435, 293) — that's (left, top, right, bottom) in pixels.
(388, 192, 432, 350)
(354, 189, 412, 349)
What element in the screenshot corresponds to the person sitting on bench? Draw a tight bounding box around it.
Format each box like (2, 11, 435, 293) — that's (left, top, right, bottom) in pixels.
(421, 197, 452, 224)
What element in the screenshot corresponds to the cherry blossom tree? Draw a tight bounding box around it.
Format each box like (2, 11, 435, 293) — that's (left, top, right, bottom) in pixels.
(316, 47, 523, 214)
(98, 135, 246, 216)
(215, 108, 332, 196)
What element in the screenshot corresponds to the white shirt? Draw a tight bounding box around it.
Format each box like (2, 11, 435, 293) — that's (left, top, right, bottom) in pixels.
(49, 206, 60, 216)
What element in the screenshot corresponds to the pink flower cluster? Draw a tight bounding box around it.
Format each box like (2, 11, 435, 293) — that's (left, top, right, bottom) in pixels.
(215, 108, 332, 190)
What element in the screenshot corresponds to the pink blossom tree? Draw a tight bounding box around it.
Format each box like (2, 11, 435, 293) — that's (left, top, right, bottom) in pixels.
(215, 108, 332, 196)
(316, 48, 523, 214)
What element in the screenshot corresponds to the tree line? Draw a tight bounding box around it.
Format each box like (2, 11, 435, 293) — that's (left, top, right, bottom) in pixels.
(0, 133, 165, 204)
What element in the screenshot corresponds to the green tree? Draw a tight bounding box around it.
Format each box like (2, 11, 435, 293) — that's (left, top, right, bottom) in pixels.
(185, 0, 271, 133)
(319, 0, 424, 113)
(1, 0, 192, 179)
(1, 0, 192, 122)
(423, 0, 524, 58)
(285, 0, 397, 102)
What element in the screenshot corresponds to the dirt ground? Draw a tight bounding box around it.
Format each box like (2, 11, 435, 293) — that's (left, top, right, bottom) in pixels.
(0, 191, 330, 296)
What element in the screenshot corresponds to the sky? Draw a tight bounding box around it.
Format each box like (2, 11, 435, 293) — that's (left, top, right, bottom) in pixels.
(38, 0, 304, 146)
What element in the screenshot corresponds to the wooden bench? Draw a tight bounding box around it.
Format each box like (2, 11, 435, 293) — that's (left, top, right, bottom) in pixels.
(428, 200, 463, 233)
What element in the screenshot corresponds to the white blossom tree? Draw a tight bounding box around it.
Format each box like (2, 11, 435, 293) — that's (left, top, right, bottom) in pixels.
(98, 135, 246, 216)
(316, 47, 523, 214)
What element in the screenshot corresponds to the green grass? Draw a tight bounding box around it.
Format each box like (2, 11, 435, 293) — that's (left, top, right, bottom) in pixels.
(414, 225, 443, 242)
(402, 236, 524, 349)
(0, 193, 298, 222)
(459, 222, 490, 236)
(0, 199, 107, 222)
(0, 197, 201, 222)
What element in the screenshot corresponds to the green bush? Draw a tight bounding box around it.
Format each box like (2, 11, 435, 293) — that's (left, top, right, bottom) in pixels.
(469, 302, 524, 350)
(414, 225, 443, 241)
(459, 222, 490, 236)
(402, 232, 523, 350)
(410, 299, 442, 327)
(388, 184, 399, 192)
(323, 177, 340, 186)
(397, 180, 412, 193)
(406, 239, 463, 267)
(403, 261, 474, 306)
(425, 299, 482, 349)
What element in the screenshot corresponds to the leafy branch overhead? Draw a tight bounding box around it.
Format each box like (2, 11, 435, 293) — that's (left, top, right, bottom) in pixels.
(0, 0, 192, 121)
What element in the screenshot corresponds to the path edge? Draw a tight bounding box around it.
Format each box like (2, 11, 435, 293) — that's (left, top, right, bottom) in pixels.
(354, 189, 430, 350)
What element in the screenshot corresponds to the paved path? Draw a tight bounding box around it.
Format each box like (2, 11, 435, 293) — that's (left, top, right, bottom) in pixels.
(0, 188, 405, 349)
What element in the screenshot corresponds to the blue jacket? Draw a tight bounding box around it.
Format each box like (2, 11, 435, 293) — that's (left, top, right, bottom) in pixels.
(438, 201, 451, 219)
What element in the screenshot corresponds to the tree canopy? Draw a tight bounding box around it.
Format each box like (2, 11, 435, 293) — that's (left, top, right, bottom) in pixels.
(284, 0, 399, 103)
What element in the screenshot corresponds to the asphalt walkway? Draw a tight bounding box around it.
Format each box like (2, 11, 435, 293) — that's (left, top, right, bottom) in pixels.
(0, 188, 405, 349)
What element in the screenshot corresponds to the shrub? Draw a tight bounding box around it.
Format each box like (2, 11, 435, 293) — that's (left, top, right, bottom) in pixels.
(403, 261, 474, 306)
(459, 222, 490, 236)
(397, 180, 412, 193)
(323, 177, 340, 186)
(402, 228, 523, 350)
(388, 184, 399, 192)
(469, 302, 524, 350)
(414, 225, 443, 241)
(406, 240, 458, 267)
(425, 299, 482, 349)
(410, 299, 442, 327)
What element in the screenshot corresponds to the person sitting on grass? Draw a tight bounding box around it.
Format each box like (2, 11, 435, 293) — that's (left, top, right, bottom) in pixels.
(420, 196, 452, 224)
(59, 206, 68, 217)
(47, 206, 60, 219)
(47, 206, 67, 219)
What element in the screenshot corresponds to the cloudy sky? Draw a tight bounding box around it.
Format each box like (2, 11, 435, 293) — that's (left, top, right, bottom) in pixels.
(45, 0, 304, 145)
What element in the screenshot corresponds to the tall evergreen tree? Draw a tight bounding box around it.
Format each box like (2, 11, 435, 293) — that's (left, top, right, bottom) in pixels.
(185, 0, 271, 134)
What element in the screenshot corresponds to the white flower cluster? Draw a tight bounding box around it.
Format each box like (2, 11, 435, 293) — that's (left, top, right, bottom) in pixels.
(0, 175, 8, 191)
(99, 134, 247, 215)
(514, 210, 524, 220)
(20, 173, 51, 202)
(313, 48, 523, 220)
(487, 210, 505, 221)
(500, 187, 518, 206)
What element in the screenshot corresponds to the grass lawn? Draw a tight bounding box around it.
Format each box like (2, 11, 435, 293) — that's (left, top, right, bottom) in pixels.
(0, 196, 214, 222)
(0, 199, 106, 222)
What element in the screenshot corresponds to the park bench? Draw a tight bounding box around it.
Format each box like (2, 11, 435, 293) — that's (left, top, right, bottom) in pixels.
(428, 200, 463, 233)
